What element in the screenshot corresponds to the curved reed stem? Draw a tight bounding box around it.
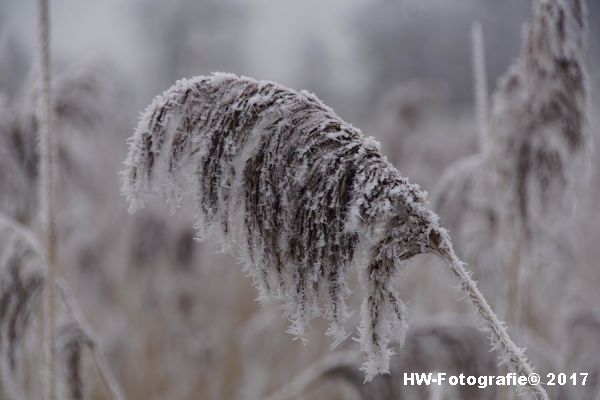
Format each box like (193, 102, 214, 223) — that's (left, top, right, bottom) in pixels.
(431, 230, 548, 400)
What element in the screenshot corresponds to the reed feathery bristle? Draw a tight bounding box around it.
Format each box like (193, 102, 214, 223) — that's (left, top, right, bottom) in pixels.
(122, 72, 443, 377)
(122, 73, 546, 397)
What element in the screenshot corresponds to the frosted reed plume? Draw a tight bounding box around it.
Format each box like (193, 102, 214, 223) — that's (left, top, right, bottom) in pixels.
(52, 63, 119, 131)
(437, 0, 589, 225)
(0, 247, 90, 400)
(122, 73, 547, 398)
(0, 230, 44, 400)
(489, 0, 589, 233)
(0, 52, 123, 226)
(434, 0, 589, 301)
(0, 214, 126, 400)
(489, 0, 590, 333)
(57, 322, 91, 400)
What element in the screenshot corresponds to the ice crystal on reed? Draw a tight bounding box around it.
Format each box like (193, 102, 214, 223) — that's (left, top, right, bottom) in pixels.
(121, 73, 547, 398)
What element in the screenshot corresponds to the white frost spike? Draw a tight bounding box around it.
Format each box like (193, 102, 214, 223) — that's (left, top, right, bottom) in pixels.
(121, 73, 547, 398)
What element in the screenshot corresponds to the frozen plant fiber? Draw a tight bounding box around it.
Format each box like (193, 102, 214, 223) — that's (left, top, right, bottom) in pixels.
(122, 73, 547, 398)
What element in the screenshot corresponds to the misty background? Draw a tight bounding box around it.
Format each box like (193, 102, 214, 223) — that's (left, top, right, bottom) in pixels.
(1, 1, 599, 399)
(2, 1, 598, 124)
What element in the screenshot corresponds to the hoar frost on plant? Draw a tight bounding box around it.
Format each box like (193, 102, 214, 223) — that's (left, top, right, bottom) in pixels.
(121, 73, 548, 399)
(122, 73, 442, 377)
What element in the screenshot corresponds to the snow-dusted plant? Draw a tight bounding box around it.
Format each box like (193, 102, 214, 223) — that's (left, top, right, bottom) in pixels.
(121, 73, 547, 398)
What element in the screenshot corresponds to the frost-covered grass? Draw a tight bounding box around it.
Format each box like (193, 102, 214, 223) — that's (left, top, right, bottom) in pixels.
(120, 72, 547, 398)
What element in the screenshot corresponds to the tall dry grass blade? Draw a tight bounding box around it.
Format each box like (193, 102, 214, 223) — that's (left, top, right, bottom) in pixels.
(36, 1, 58, 399)
(471, 21, 489, 154)
(121, 73, 547, 398)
